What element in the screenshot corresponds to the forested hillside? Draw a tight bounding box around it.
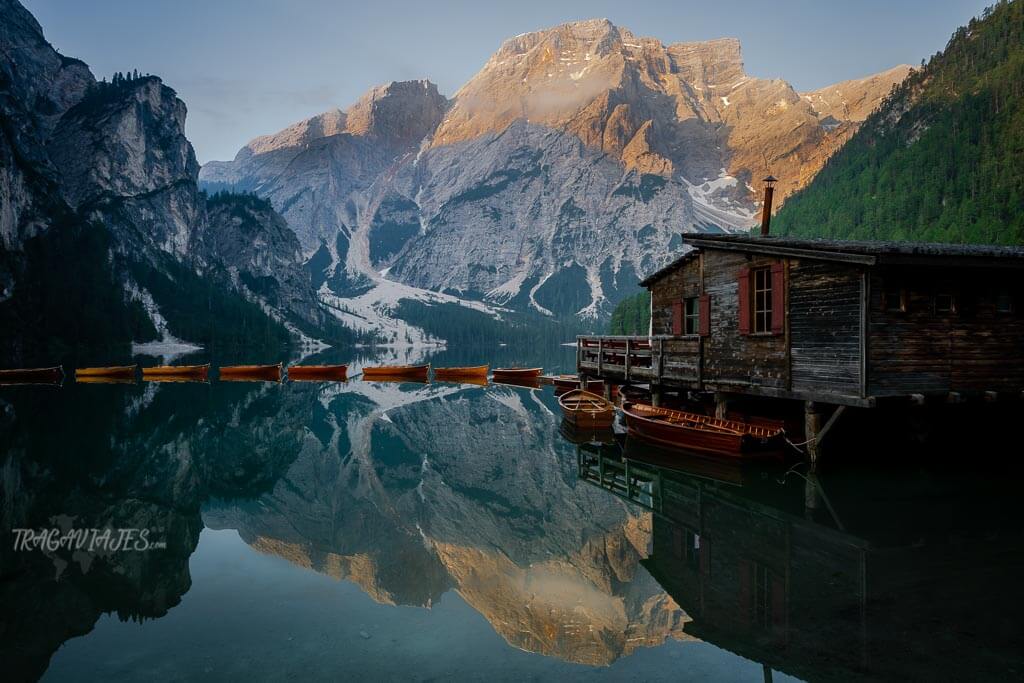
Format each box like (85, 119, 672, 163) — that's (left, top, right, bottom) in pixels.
(775, 0, 1024, 245)
(607, 291, 650, 335)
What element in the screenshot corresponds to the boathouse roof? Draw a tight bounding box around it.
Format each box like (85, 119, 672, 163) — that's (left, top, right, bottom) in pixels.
(639, 234, 1024, 286)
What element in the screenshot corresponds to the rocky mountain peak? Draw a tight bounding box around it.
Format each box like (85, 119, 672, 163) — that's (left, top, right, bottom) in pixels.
(344, 79, 447, 146)
(235, 79, 445, 160)
(198, 18, 911, 333)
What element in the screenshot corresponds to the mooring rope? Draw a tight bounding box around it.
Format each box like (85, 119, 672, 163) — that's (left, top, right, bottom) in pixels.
(781, 430, 815, 452)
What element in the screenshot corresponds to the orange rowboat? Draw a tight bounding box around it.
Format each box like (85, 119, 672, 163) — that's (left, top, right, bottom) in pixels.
(0, 366, 64, 385)
(287, 364, 348, 382)
(491, 367, 542, 380)
(434, 365, 488, 381)
(362, 364, 429, 380)
(621, 402, 784, 458)
(559, 389, 616, 429)
(142, 364, 210, 381)
(76, 366, 137, 380)
(219, 363, 282, 382)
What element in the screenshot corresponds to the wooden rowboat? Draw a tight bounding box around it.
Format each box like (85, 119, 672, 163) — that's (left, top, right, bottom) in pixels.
(434, 365, 488, 380)
(219, 363, 282, 382)
(552, 374, 579, 389)
(559, 389, 616, 429)
(360, 374, 430, 385)
(74, 376, 137, 385)
(491, 367, 542, 379)
(288, 364, 348, 381)
(142, 364, 210, 381)
(621, 402, 784, 458)
(76, 366, 136, 380)
(492, 376, 541, 389)
(362, 364, 429, 380)
(0, 366, 64, 385)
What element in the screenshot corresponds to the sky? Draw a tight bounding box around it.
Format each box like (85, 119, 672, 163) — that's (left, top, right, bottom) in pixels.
(24, 0, 992, 164)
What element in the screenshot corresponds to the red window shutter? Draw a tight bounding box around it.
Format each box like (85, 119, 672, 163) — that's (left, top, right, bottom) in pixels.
(737, 267, 751, 335)
(771, 262, 785, 335)
(672, 301, 683, 335)
(698, 293, 710, 336)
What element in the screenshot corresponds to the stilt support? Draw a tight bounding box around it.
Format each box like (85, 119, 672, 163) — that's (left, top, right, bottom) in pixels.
(714, 392, 729, 419)
(651, 385, 662, 407)
(804, 401, 822, 464)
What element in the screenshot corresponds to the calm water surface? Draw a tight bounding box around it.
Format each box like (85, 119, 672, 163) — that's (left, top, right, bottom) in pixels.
(1, 346, 1021, 681)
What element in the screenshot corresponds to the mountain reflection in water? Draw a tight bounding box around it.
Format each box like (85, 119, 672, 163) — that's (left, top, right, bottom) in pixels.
(1, 347, 1021, 681)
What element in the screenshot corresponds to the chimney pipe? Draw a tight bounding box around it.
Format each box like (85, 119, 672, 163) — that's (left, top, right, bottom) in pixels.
(760, 175, 777, 237)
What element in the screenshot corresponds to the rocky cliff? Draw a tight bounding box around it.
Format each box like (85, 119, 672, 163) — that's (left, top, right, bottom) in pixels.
(0, 0, 348, 351)
(201, 19, 909, 324)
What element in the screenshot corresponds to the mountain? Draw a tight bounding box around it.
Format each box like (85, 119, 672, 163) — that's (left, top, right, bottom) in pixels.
(204, 379, 690, 666)
(201, 20, 908, 333)
(0, 0, 352, 354)
(775, 0, 1024, 245)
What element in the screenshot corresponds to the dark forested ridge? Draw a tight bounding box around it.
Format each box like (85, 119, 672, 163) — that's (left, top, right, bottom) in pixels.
(775, 0, 1024, 245)
(607, 291, 650, 335)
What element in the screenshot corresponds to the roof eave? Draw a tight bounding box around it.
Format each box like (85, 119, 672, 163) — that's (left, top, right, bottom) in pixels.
(682, 237, 877, 266)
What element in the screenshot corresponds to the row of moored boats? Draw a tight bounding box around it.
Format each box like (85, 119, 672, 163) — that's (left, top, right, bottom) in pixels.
(0, 363, 545, 385)
(556, 382, 786, 459)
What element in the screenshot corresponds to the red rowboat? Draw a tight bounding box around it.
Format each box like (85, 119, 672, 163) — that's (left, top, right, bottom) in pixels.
(621, 402, 784, 458)
(288, 364, 348, 381)
(219, 363, 282, 382)
(492, 367, 542, 380)
(0, 366, 64, 385)
(362, 364, 429, 380)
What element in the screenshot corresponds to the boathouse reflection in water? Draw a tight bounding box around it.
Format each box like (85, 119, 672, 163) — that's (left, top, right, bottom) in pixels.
(575, 439, 1024, 681)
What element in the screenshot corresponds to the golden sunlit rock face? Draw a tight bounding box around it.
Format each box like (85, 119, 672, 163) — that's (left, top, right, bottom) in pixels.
(432, 19, 910, 205)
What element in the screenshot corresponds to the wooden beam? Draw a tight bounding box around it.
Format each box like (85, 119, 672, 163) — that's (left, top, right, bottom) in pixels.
(815, 405, 847, 447)
(985, 390, 999, 403)
(946, 391, 963, 404)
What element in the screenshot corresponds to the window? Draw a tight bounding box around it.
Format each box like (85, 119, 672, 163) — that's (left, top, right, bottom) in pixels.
(883, 283, 906, 312)
(739, 264, 783, 336)
(753, 267, 773, 333)
(996, 291, 1014, 314)
(935, 293, 956, 314)
(683, 296, 699, 334)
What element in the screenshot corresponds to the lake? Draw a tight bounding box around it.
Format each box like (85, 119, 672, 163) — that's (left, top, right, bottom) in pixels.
(1, 346, 1022, 681)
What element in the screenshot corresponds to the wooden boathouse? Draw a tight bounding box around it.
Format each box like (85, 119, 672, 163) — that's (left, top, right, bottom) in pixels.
(578, 232, 1024, 457)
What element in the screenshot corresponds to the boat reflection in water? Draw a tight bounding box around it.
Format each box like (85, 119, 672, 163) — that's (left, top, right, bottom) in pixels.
(575, 438, 1024, 681)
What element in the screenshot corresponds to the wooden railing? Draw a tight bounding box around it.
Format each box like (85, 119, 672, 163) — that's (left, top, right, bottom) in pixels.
(576, 334, 703, 386)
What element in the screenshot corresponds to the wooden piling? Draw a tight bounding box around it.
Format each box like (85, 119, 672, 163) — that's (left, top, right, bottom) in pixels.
(805, 401, 822, 464)
(714, 392, 728, 419)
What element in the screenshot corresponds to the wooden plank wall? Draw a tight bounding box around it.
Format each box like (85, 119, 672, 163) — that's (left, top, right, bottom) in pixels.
(650, 261, 699, 335)
(867, 267, 1024, 395)
(701, 251, 789, 390)
(789, 261, 864, 396)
